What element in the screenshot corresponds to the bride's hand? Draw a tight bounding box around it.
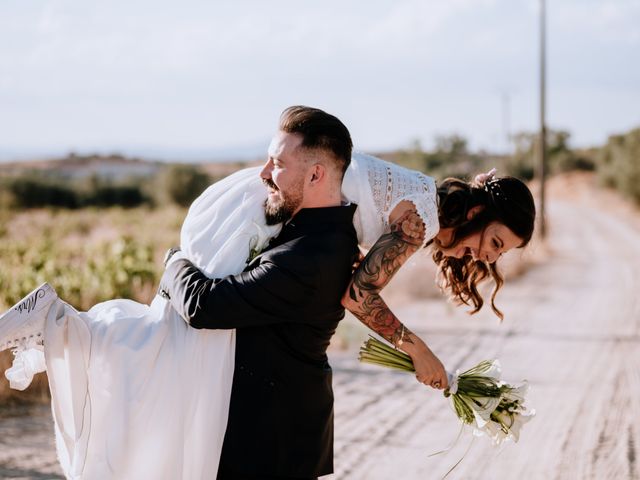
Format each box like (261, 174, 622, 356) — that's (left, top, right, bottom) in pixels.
(402, 334, 448, 390)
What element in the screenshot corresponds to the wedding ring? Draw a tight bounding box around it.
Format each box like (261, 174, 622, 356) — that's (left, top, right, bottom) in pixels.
(432, 381, 441, 389)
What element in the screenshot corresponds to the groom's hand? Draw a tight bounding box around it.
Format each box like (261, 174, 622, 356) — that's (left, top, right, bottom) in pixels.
(158, 248, 188, 301)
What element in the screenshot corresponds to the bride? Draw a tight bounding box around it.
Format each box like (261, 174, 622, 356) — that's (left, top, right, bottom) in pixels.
(0, 106, 535, 479)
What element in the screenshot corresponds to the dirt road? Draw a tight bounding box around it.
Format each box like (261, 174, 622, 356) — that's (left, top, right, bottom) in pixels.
(0, 404, 62, 479)
(328, 196, 640, 479)
(1, 184, 639, 479)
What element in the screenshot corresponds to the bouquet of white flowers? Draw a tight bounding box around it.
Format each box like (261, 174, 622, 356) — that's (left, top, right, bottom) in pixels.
(359, 336, 535, 445)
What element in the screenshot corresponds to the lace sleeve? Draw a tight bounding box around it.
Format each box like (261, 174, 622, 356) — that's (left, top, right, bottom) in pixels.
(363, 154, 439, 247)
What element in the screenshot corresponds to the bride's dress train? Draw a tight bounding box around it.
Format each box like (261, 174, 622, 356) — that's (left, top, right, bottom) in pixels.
(4, 153, 439, 479)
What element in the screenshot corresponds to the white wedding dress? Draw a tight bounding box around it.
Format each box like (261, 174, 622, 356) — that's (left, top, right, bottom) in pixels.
(6, 153, 439, 480)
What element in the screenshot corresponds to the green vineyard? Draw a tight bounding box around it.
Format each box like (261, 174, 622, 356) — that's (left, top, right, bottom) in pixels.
(0, 207, 186, 311)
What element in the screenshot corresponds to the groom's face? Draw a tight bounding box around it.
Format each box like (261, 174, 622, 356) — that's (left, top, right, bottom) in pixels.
(261, 131, 308, 225)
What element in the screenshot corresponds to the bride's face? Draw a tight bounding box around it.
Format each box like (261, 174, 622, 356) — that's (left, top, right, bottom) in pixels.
(260, 131, 307, 225)
(436, 222, 523, 263)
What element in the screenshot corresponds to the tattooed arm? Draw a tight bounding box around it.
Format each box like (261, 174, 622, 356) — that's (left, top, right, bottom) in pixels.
(342, 201, 448, 389)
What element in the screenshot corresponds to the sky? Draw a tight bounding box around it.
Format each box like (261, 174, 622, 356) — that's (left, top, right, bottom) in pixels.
(1, 0, 638, 161)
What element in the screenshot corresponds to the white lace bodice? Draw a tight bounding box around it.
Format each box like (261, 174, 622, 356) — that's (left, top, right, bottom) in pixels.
(342, 152, 439, 249)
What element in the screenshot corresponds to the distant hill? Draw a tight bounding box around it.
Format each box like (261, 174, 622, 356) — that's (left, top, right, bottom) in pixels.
(0, 153, 261, 182)
(0, 154, 165, 181)
(0, 148, 444, 184)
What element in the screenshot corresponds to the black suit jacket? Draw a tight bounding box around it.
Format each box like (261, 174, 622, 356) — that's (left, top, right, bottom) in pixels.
(159, 204, 359, 478)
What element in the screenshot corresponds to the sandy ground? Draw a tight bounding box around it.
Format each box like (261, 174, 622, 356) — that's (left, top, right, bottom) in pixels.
(0, 405, 62, 479)
(1, 174, 639, 479)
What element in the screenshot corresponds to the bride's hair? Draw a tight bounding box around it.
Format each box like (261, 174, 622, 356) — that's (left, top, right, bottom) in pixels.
(431, 175, 535, 319)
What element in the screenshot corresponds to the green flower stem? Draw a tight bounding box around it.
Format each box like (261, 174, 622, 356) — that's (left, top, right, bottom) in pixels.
(359, 358, 414, 372)
(359, 337, 415, 371)
(360, 352, 415, 370)
(358, 352, 414, 371)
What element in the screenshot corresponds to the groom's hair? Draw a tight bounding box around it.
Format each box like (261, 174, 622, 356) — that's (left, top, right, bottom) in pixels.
(279, 106, 353, 178)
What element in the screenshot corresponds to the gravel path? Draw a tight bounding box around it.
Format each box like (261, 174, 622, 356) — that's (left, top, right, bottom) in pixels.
(1, 192, 639, 479)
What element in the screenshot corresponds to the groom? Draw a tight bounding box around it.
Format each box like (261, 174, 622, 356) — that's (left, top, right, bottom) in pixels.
(159, 106, 359, 479)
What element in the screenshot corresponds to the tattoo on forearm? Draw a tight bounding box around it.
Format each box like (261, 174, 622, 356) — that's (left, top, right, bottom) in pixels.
(351, 291, 414, 345)
(348, 209, 426, 346)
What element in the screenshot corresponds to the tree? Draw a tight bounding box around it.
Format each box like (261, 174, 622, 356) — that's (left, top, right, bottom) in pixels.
(396, 134, 483, 179)
(505, 129, 592, 180)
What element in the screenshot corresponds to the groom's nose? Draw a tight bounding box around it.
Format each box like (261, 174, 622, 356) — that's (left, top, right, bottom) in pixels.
(260, 158, 274, 180)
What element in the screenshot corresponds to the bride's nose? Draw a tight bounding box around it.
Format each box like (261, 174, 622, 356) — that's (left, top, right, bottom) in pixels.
(484, 251, 499, 263)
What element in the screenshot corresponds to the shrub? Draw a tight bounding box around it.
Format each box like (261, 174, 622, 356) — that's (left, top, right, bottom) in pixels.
(504, 129, 595, 180)
(395, 135, 489, 180)
(4, 177, 79, 208)
(596, 128, 640, 203)
(83, 184, 149, 208)
(160, 164, 211, 207)
(1, 175, 153, 209)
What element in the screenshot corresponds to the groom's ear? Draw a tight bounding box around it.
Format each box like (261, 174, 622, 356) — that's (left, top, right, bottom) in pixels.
(309, 164, 325, 185)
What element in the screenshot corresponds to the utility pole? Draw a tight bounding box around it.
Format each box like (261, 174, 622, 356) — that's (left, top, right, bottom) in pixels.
(538, 0, 548, 238)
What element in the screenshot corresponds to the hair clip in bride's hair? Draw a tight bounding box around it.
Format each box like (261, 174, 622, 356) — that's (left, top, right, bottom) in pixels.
(483, 171, 507, 201)
(474, 168, 497, 186)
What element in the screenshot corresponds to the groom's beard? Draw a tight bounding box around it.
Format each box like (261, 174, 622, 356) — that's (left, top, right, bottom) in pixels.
(263, 178, 303, 225)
